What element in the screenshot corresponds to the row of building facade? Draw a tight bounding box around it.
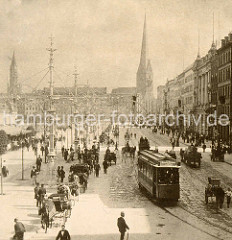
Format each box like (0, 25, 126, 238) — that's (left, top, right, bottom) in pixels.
(156, 33, 232, 145)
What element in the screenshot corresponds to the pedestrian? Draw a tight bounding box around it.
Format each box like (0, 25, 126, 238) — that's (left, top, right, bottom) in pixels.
(36, 155, 42, 172)
(216, 186, 225, 209)
(70, 145, 73, 152)
(45, 145, 49, 163)
(225, 188, 232, 208)
(117, 212, 129, 240)
(68, 172, 74, 183)
(103, 160, 108, 174)
(180, 148, 184, 161)
(182, 135, 186, 143)
(34, 183, 40, 207)
(69, 150, 74, 161)
(61, 145, 65, 157)
(56, 225, 71, 240)
(60, 166, 65, 183)
(38, 184, 46, 209)
(31, 166, 38, 185)
(202, 143, 206, 153)
(95, 162, 100, 177)
(13, 218, 26, 240)
(40, 145, 44, 156)
(57, 166, 61, 183)
(34, 144, 38, 157)
(64, 149, 68, 161)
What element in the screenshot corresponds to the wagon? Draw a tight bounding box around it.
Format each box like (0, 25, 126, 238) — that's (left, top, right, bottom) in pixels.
(70, 163, 89, 176)
(205, 177, 220, 204)
(42, 185, 73, 230)
(211, 148, 224, 162)
(104, 152, 117, 166)
(183, 146, 201, 167)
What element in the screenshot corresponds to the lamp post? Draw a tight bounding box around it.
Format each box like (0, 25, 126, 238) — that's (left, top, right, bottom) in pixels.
(46, 36, 57, 162)
(20, 138, 25, 180)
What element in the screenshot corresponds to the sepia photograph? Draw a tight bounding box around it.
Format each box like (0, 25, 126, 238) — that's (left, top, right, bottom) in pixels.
(0, 0, 232, 239)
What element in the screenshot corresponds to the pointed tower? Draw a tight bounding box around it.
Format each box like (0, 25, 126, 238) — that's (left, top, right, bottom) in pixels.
(136, 14, 147, 96)
(8, 51, 21, 95)
(136, 15, 153, 114)
(146, 59, 153, 92)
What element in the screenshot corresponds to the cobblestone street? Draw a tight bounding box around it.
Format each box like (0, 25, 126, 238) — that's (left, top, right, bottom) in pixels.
(122, 127, 232, 239)
(1, 129, 232, 239)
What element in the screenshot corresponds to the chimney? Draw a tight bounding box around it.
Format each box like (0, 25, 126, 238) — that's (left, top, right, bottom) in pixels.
(229, 33, 232, 41)
(221, 39, 225, 47)
(225, 36, 229, 44)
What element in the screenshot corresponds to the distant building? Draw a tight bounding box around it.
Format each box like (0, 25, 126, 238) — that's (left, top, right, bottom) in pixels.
(110, 87, 137, 116)
(7, 52, 21, 95)
(216, 34, 232, 144)
(0, 94, 18, 125)
(111, 87, 136, 95)
(156, 85, 165, 114)
(193, 42, 216, 136)
(35, 87, 107, 96)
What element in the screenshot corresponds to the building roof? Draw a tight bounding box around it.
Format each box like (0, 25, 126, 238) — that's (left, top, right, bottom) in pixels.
(111, 87, 136, 94)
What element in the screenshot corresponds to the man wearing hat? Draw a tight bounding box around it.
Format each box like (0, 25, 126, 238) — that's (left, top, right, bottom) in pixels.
(117, 212, 129, 240)
(13, 218, 26, 240)
(56, 225, 71, 240)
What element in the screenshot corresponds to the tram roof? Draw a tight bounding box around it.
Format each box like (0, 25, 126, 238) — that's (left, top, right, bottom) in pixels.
(139, 150, 180, 167)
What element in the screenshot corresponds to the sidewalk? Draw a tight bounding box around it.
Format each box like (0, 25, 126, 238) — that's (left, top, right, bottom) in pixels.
(224, 153, 232, 165)
(0, 144, 76, 240)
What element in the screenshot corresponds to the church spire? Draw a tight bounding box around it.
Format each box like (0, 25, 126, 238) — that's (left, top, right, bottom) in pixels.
(139, 13, 147, 68)
(8, 51, 21, 95)
(11, 51, 17, 70)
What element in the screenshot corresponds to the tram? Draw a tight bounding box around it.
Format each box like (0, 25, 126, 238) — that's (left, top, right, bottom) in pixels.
(138, 150, 180, 201)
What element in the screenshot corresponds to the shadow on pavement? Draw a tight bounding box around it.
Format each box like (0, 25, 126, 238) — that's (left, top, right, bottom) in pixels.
(32, 233, 168, 240)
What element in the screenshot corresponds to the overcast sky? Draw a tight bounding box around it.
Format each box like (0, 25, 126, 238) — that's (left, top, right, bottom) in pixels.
(1, 0, 232, 96)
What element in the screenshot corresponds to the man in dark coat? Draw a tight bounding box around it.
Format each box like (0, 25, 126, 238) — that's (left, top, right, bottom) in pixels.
(38, 184, 46, 208)
(61, 145, 65, 157)
(56, 225, 71, 240)
(13, 218, 26, 240)
(40, 145, 44, 156)
(60, 166, 65, 183)
(45, 145, 49, 163)
(34, 183, 40, 207)
(103, 160, 108, 174)
(117, 212, 129, 240)
(95, 162, 100, 177)
(64, 149, 68, 161)
(36, 155, 42, 172)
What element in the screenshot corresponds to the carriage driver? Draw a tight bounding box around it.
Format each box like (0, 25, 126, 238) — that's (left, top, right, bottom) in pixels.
(106, 147, 110, 155)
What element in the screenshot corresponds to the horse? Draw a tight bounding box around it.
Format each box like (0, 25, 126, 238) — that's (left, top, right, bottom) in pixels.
(122, 146, 136, 160)
(40, 204, 49, 233)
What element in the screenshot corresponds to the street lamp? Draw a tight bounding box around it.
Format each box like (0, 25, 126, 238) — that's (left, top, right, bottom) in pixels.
(19, 134, 26, 181)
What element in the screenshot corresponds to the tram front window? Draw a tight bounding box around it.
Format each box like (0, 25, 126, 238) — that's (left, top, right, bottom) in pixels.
(158, 168, 179, 184)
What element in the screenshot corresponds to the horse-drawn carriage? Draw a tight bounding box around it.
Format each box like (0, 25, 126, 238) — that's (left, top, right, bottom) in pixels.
(70, 163, 89, 176)
(205, 177, 223, 205)
(211, 147, 224, 162)
(182, 146, 201, 168)
(138, 137, 150, 152)
(104, 150, 117, 165)
(70, 163, 89, 191)
(121, 145, 136, 158)
(41, 185, 73, 232)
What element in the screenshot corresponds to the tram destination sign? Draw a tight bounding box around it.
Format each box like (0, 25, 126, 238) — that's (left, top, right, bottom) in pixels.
(159, 161, 178, 167)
